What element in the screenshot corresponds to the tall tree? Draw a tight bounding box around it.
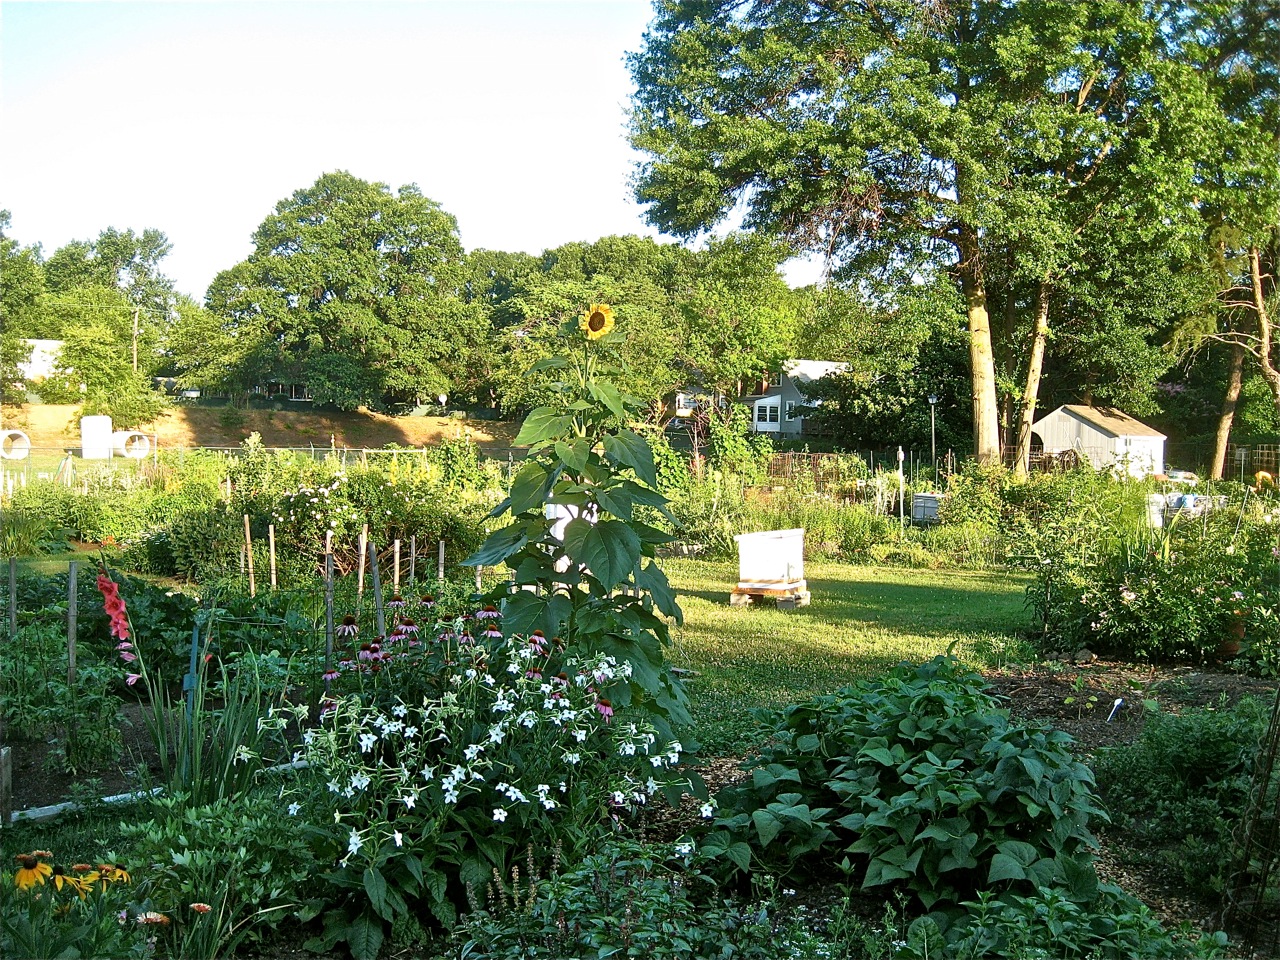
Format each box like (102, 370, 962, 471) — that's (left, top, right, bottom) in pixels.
(629, 0, 1223, 463)
(205, 171, 480, 410)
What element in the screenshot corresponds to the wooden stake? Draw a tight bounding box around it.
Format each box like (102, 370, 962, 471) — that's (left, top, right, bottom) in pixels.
(368, 538, 386, 638)
(393, 539, 401, 591)
(409, 535, 416, 585)
(268, 524, 277, 590)
(6, 558, 15, 637)
(243, 515, 256, 597)
(66, 562, 78, 687)
(475, 565, 483, 593)
(358, 525, 368, 596)
(0, 747, 11, 829)
(437, 540, 445, 582)
(324, 534, 335, 692)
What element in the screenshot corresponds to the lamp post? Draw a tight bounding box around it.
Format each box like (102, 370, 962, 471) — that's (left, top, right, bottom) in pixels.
(928, 394, 938, 476)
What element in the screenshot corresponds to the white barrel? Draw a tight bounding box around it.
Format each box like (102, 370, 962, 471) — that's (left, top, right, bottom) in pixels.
(80, 415, 114, 459)
(0, 430, 31, 460)
(113, 431, 151, 459)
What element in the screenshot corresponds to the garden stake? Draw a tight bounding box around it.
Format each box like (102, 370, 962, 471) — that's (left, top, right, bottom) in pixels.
(475, 565, 483, 593)
(368, 538, 386, 637)
(66, 562, 78, 765)
(268, 524, 277, 590)
(0, 746, 11, 829)
(182, 618, 201, 785)
(438, 540, 446, 582)
(7, 557, 16, 637)
(410, 535, 417, 584)
(358, 525, 368, 596)
(243, 514, 256, 597)
(324, 543, 335, 693)
(1106, 698, 1123, 722)
(394, 539, 401, 591)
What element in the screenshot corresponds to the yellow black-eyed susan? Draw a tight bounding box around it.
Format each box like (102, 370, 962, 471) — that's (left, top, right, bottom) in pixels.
(15, 853, 52, 890)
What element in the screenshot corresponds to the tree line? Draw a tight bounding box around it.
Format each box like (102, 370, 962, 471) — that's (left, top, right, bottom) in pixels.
(2, 1, 1276, 474)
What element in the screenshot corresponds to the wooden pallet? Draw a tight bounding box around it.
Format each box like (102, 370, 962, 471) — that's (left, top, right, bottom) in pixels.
(730, 579, 810, 610)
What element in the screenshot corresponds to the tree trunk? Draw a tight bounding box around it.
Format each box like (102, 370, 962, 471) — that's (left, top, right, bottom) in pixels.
(1013, 279, 1051, 478)
(1251, 245, 1280, 413)
(1210, 339, 1245, 480)
(958, 231, 1002, 464)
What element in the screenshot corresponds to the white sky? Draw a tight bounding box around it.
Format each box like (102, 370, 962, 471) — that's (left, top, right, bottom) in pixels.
(1, 0, 828, 299)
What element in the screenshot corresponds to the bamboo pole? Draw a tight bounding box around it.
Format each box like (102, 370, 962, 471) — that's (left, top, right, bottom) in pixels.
(6, 558, 15, 637)
(243, 515, 256, 597)
(393, 539, 401, 592)
(368, 538, 386, 638)
(475, 565, 483, 593)
(409, 535, 416, 585)
(268, 524, 277, 590)
(357, 525, 368, 596)
(324, 531, 335, 693)
(437, 540, 445, 582)
(0, 747, 11, 829)
(66, 563, 78, 686)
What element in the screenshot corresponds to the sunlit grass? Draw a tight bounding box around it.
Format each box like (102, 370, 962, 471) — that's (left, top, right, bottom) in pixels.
(662, 559, 1034, 753)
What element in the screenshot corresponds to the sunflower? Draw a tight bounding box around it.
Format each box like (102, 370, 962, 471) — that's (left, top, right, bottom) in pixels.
(15, 853, 52, 890)
(580, 303, 615, 341)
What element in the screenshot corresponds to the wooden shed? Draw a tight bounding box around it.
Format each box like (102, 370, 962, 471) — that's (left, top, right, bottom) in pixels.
(1032, 405, 1166, 478)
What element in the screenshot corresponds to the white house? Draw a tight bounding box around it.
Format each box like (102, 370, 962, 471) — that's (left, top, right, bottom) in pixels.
(747, 360, 848, 435)
(1032, 404, 1166, 478)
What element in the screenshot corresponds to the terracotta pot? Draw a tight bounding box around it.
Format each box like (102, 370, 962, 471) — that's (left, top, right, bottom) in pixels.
(1217, 638, 1243, 659)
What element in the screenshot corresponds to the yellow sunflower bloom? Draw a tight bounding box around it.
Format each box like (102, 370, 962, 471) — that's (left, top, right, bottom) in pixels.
(15, 854, 52, 890)
(580, 303, 615, 341)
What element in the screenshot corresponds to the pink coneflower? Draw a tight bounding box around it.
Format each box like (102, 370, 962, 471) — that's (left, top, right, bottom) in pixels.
(190, 903, 212, 914)
(482, 625, 503, 640)
(529, 630, 547, 654)
(336, 616, 359, 638)
(419, 594, 436, 609)
(322, 669, 341, 682)
(387, 594, 407, 610)
(476, 604, 501, 619)
(357, 643, 382, 662)
(526, 668, 543, 680)
(393, 618, 419, 636)
(595, 698, 614, 721)
(458, 630, 475, 646)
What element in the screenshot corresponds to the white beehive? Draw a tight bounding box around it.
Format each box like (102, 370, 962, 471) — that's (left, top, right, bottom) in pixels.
(80, 416, 113, 459)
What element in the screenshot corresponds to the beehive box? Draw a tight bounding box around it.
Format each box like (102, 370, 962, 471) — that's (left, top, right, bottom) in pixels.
(731, 528, 809, 608)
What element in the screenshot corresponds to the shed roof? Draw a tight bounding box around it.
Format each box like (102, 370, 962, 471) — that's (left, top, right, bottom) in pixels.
(1036, 404, 1166, 439)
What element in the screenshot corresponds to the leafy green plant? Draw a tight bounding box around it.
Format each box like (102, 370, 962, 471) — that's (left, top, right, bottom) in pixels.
(702, 657, 1105, 911)
(458, 840, 778, 959)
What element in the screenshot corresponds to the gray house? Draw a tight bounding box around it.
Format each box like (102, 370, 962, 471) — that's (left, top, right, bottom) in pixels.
(1032, 404, 1166, 478)
(747, 360, 848, 436)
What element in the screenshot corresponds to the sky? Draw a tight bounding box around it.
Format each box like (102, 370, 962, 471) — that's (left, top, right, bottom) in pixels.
(1, 1, 823, 300)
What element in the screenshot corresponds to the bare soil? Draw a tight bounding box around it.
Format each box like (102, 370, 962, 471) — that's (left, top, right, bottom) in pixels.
(3, 403, 520, 452)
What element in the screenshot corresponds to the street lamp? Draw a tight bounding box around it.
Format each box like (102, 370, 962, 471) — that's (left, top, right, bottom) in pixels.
(927, 394, 938, 474)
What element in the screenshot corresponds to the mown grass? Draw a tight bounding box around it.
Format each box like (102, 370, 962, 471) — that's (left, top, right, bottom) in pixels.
(663, 559, 1034, 753)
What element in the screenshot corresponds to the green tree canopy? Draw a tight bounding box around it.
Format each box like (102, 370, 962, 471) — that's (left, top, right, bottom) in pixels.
(202, 171, 482, 410)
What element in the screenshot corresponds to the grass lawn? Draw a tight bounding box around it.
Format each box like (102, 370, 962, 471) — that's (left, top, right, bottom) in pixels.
(663, 558, 1034, 753)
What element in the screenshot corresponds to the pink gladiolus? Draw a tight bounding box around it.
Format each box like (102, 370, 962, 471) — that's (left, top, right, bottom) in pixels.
(119, 650, 137, 663)
(126, 673, 141, 686)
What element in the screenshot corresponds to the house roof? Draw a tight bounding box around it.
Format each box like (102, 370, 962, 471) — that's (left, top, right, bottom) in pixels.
(783, 359, 849, 384)
(1036, 404, 1166, 440)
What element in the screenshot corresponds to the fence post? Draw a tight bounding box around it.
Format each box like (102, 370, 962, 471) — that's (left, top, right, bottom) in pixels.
(324, 532, 335, 694)
(475, 565, 483, 594)
(409, 535, 416, 586)
(393, 540, 401, 592)
(66, 562, 78, 687)
(6, 558, 15, 637)
(437, 540, 445, 582)
(0, 747, 10, 829)
(358, 525, 368, 596)
(268, 524, 277, 590)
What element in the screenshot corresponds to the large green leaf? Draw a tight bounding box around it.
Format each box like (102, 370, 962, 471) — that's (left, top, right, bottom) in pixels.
(509, 460, 552, 515)
(602, 430, 658, 487)
(589, 379, 627, 420)
(502, 590, 573, 638)
(363, 867, 389, 921)
(554, 439, 592, 473)
(752, 809, 783, 848)
(562, 518, 641, 588)
(635, 561, 681, 622)
(346, 911, 384, 960)
(515, 407, 573, 446)
(464, 523, 527, 567)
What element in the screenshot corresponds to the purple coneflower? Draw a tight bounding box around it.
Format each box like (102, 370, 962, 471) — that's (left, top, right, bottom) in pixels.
(336, 616, 359, 638)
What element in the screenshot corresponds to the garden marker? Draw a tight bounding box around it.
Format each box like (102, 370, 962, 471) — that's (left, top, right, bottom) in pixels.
(394, 539, 401, 591)
(1106, 698, 1124, 723)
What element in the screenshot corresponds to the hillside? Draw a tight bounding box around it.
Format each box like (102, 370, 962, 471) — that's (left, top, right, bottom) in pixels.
(3, 404, 521, 452)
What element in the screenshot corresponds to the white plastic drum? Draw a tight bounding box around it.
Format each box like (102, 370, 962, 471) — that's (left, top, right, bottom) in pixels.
(80, 415, 114, 459)
(0, 430, 31, 460)
(113, 431, 151, 459)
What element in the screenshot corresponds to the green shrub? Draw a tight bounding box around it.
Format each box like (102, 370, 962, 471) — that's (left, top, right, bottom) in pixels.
(702, 657, 1105, 911)
(458, 840, 777, 960)
(1092, 698, 1264, 898)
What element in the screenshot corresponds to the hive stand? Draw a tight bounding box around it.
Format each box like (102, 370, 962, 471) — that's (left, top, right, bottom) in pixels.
(730, 579, 811, 610)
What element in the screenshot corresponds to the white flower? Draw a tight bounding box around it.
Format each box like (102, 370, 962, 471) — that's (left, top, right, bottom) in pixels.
(421, 764, 435, 781)
(488, 724, 506, 744)
(359, 732, 377, 753)
(394, 830, 404, 848)
(700, 802, 716, 818)
(347, 828, 363, 857)
(404, 726, 418, 739)
(493, 808, 508, 822)
(464, 744, 483, 761)
(573, 728, 588, 743)
(288, 802, 301, 816)
(675, 841, 694, 856)
(565, 752, 581, 765)
(401, 794, 416, 810)
(646, 778, 658, 794)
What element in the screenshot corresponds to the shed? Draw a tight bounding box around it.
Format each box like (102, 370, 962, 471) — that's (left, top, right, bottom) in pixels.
(1032, 405, 1166, 478)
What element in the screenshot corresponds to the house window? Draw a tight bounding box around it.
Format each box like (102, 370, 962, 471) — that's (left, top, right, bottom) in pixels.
(757, 403, 779, 424)
(785, 401, 796, 421)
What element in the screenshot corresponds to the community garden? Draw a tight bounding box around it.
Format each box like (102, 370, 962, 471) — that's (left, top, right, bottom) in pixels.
(2, 314, 1279, 960)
